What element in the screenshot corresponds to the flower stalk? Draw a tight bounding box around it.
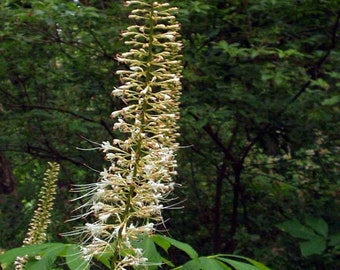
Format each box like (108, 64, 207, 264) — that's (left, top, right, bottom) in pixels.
(70, 1, 182, 269)
(14, 162, 60, 270)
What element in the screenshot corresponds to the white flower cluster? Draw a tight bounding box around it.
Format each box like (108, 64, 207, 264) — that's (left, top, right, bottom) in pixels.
(71, 1, 182, 269)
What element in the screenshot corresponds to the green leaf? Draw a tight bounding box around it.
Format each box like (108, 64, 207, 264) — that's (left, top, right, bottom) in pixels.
(151, 234, 172, 253)
(321, 95, 340, 106)
(0, 243, 66, 265)
(305, 216, 328, 238)
(199, 257, 231, 270)
(160, 256, 175, 268)
(25, 244, 67, 270)
(300, 236, 327, 257)
(179, 258, 201, 270)
(222, 255, 271, 270)
(329, 234, 340, 247)
(178, 256, 231, 270)
(311, 78, 330, 90)
(136, 236, 162, 270)
(94, 252, 111, 269)
(277, 219, 317, 240)
(65, 244, 89, 270)
(152, 235, 198, 259)
(216, 257, 259, 270)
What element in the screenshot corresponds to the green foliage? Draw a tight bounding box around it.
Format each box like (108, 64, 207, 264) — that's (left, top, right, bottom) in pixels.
(168, 1, 340, 268)
(0, 235, 270, 270)
(152, 235, 199, 260)
(0, 0, 126, 249)
(0, 243, 89, 270)
(278, 216, 340, 257)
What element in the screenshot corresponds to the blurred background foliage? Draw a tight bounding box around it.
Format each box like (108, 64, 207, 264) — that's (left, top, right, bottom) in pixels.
(0, 0, 339, 269)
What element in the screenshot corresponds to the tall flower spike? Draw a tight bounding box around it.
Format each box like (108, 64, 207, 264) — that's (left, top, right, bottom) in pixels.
(15, 162, 60, 270)
(71, 1, 182, 269)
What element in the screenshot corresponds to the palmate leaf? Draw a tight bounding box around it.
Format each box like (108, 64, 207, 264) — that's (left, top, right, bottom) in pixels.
(277, 217, 330, 257)
(0, 243, 89, 270)
(151, 235, 270, 270)
(0, 243, 66, 265)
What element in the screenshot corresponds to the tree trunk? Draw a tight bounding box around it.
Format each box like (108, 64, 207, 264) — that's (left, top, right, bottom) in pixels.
(213, 159, 227, 252)
(227, 163, 243, 251)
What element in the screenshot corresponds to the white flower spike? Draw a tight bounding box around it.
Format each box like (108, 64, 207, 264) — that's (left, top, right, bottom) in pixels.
(69, 1, 182, 269)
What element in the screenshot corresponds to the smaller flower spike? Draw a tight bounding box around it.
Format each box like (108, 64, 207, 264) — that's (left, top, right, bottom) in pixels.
(15, 162, 60, 270)
(69, 1, 182, 269)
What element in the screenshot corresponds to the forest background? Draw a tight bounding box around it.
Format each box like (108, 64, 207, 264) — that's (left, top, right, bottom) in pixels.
(0, 0, 339, 269)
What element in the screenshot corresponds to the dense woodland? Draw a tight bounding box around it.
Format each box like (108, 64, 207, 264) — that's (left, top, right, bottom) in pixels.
(0, 0, 339, 269)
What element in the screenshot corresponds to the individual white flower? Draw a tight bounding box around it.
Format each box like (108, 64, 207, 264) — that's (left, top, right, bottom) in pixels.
(101, 141, 115, 152)
(85, 223, 105, 237)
